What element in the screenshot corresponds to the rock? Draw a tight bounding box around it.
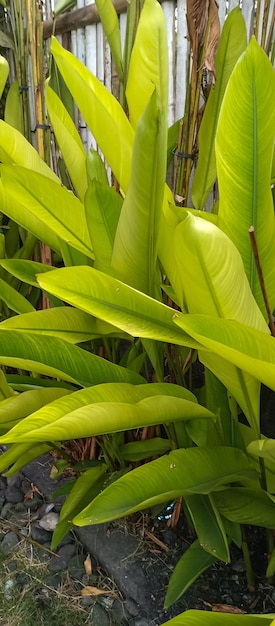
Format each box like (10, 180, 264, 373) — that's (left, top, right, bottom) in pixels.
(76, 525, 156, 618)
(134, 620, 150, 626)
(47, 545, 76, 574)
(92, 603, 110, 626)
(4, 579, 15, 600)
(0, 476, 7, 489)
(1, 502, 14, 519)
(1, 531, 20, 553)
(4, 486, 23, 504)
(30, 523, 53, 544)
(111, 599, 128, 625)
(38, 511, 59, 531)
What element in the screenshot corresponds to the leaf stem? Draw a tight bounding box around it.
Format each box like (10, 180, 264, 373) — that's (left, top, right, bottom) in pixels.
(249, 226, 275, 336)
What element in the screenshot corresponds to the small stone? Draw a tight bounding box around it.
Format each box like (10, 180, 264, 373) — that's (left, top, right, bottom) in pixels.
(48, 554, 68, 573)
(23, 496, 43, 512)
(14, 502, 26, 513)
(111, 599, 127, 624)
(15, 572, 29, 590)
(1, 502, 13, 519)
(45, 573, 62, 589)
(1, 531, 19, 553)
(20, 478, 31, 494)
(81, 596, 96, 607)
(232, 559, 246, 573)
(4, 579, 15, 600)
(39, 511, 59, 531)
(125, 599, 139, 617)
(92, 603, 110, 626)
(0, 476, 7, 489)
(0, 494, 6, 507)
(134, 620, 150, 626)
(31, 523, 52, 544)
(56, 543, 76, 565)
(6, 475, 21, 489)
(4, 487, 23, 504)
(6, 560, 17, 572)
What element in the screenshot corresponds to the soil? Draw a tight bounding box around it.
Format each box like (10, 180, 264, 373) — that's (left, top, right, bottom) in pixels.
(1, 453, 275, 625)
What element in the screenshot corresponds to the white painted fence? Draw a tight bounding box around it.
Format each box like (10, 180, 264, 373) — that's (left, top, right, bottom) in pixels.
(48, 0, 275, 149)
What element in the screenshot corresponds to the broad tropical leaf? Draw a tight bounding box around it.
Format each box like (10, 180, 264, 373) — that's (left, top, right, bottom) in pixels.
(46, 83, 88, 202)
(51, 36, 134, 194)
(0, 120, 59, 182)
(112, 89, 166, 296)
(164, 540, 217, 608)
(36, 266, 199, 348)
(192, 7, 247, 209)
(0, 307, 121, 343)
(0, 277, 35, 314)
(185, 493, 230, 561)
(0, 166, 93, 259)
(95, 0, 123, 81)
(85, 181, 122, 274)
(126, 0, 168, 129)
(162, 610, 275, 625)
(173, 314, 275, 391)
(213, 487, 275, 529)
(4, 80, 24, 133)
(0, 382, 212, 443)
(0, 259, 55, 288)
(0, 54, 9, 99)
(73, 447, 256, 525)
(216, 37, 275, 316)
(0, 442, 53, 476)
(0, 330, 144, 387)
(0, 387, 70, 434)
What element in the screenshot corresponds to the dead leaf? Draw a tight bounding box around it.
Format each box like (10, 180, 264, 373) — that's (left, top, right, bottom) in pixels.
(204, 0, 220, 78)
(84, 554, 92, 576)
(187, 0, 209, 51)
(145, 530, 169, 552)
(80, 586, 115, 597)
(202, 601, 246, 614)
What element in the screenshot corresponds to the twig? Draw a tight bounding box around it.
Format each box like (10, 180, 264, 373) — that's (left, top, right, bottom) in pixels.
(249, 226, 275, 336)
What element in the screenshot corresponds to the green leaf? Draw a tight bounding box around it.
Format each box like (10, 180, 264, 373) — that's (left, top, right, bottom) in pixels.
(192, 7, 247, 209)
(164, 541, 217, 608)
(0, 54, 9, 99)
(0, 120, 59, 182)
(120, 437, 171, 461)
(0, 442, 53, 476)
(173, 212, 266, 432)
(126, 0, 168, 130)
(51, 36, 134, 194)
(185, 493, 230, 562)
(95, 0, 123, 81)
(4, 80, 24, 134)
(86, 148, 109, 187)
(52, 465, 108, 547)
(0, 329, 144, 387)
(46, 83, 88, 202)
(54, 0, 76, 16)
(216, 37, 275, 316)
(0, 277, 35, 314)
(247, 439, 275, 463)
(85, 181, 122, 274)
(0, 307, 118, 343)
(73, 447, 256, 525)
(0, 386, 213, 444)
(173, 314, 275, 393)
(162, 610, 275, 625)
(174, 212, 268, 331)
(36, 266, 199, 348)
(0, 166, 93, 259)
(0, 259, 55, 288)
(112, 89, 166, 297)
(213, 487, 275, 529)
(0, 387, 70, 434)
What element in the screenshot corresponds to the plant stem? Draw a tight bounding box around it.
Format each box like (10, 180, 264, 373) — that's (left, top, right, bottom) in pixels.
(241, 526, 255, 592)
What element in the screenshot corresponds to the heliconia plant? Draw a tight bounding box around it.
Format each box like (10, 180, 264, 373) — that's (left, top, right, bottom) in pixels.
(0, 0, 274, 612)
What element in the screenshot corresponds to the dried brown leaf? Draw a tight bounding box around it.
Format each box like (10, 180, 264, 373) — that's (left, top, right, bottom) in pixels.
(80, 586, 115, 597)
(212, 604, 246, 614)
(204, 0, 220, 78)
(187, 0, 209, 50)
(84, 554, 92, 576)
